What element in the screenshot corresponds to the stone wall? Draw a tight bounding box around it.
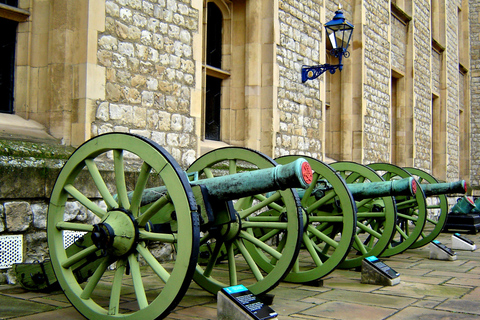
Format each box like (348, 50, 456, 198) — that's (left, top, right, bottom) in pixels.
(275, 0, 323, 159)
(445, 1, 460, 181)
(412, 0, 432, 170)
(391, 15, 407, 74)
(93, 0, 198, 168)
(363, 0, 391, 163)
(470, 0, 480, 188)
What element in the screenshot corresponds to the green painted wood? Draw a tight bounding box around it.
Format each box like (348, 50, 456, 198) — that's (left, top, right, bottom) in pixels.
(187, 147, 304, 295)
(47, 133, 199, 320)
(404, 167, 451, 249)
(276, 156, 357, 283)
(368, 163, 427, 257)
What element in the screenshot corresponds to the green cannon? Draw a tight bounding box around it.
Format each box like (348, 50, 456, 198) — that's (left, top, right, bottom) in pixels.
(369, 164, 467, 253)
(450, 196, 476, 214)
(41, 133, 315, 320)
(269, 157, 417, 283)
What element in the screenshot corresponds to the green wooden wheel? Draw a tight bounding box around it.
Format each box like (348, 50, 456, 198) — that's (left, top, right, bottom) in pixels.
(187, 147, 303, 295)
(367, 163, 427, 256)
(275, 156, 357, 283)
(404, 167, 448, 249)
(48, 133, 199, 320)
(330, 161, 397, 269)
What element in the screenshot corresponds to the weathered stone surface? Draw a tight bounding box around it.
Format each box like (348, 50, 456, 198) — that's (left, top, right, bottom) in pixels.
(5, 202, 32, 232)
(94, 0, 198, 165)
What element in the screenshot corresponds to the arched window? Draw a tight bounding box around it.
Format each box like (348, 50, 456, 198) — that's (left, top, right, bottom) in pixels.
(204, 1, 230, 141)
(0, 0, 19, 114)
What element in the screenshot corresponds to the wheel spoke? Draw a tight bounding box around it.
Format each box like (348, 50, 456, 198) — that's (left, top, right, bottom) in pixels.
(303, 232, 323, 267)
(301, 172, 320, 207)
(237, 192, 282, 219)
(307, 224, 339, 248)
(80, 257, 111, 300)
(309, 215, 344, 223)
(130, 162, 152, 217)
(395, 225, 409, 239)
(202, 239, 225, 278)
(253, 193, 285, 212)
(137, 194, 171, 227)
(241, 221, 288, 230)
(305, 190, 336, 214)
(138, 230, 176, 243)
(353, 235, 368, 255)
(55, 222, 93, 233)
(239, 230, 282, 260)
(109, 259, 127, 315)
(226, 243, 237, 286)
(137, 245, 171, 283)
(128, 254, 148, 310)
(64, 184, 106, 219)
(114, 149, 130, 210)
(356, 220, 382, 239)
(235, 239, 264, 281)
(229, 159, 237, 174)
(397, 212, 418, 222)
(61, 245, 99, 269)
(85, 159, 118, 210)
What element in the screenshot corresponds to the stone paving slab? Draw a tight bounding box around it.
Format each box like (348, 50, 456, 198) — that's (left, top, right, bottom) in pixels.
(1, 232, 480, 319)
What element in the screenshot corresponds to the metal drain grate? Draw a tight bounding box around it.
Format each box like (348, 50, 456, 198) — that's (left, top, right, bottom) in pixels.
(0, 235, 23, 269)
(63, 230, 87, 249)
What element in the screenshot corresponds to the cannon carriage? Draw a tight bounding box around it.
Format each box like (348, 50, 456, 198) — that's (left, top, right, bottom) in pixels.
(16, 132, 468, 320)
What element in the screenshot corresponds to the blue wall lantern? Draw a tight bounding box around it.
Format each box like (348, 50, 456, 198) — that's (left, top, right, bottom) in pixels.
(302, 8, 354, 83)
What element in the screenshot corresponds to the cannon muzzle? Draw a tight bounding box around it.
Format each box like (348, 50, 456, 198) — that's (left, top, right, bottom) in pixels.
(347, 177, 417, 200)
(420, 180, 466, 196)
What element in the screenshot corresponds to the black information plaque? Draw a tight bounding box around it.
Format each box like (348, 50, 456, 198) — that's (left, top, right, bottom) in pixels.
(454, 233, 475, 245)
(365, 256, 399, 279)
(432, 240, 455, 255)
(221, 285, 278, 320)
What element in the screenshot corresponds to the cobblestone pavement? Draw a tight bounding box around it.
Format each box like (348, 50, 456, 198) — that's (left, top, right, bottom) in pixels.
(1, 231, 480, 320)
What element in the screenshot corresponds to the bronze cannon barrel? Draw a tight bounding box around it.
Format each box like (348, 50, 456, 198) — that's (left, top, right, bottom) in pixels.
(420, 180, 466, 196)
(347, 177, 417, 200)
(135, 158, 313, 205)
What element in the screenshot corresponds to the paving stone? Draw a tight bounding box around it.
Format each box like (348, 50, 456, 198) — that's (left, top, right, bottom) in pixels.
(0, 294, 56, 318)
(436, 298, 480, 315)
(299, 300, 395, 320)
(376, 280, 470, 299)
(461, 287, 480, 301)
(387, 306, 480, 320)
(4, 307, 86, 319)
(310, 289, 416, 309)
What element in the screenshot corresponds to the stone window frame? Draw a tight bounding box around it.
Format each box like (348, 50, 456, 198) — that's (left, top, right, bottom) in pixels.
(0, 3, 28, 115)
(201, 0, 232, 143)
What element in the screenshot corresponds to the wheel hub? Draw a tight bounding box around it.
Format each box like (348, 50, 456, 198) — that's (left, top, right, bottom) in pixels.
(91, 209, 138, 257)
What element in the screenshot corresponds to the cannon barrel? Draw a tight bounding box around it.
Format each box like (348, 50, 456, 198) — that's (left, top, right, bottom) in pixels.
(190, 158, 312, 200)
(136, 158, 313, 205)
(347, 177, 417, 200)
(420, 180, 466, 196)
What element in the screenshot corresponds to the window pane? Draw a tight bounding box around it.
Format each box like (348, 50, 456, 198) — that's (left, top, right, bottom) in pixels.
(205, 76, 222, 141)
(0, 0, 18, 7)
(206, 2, 222, 68)
(0, 18, 17, 114)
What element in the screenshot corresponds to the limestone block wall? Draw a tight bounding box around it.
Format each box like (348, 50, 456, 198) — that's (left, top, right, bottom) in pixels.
(362, 0, 391, 163)
(275, 0, 324, 159)
(445, 1, 460, 181)
(391, 15, 407, 75)
(412, 0, 432, 170)
(92, 0, 199, 168)
(470, 0, 480, 188)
